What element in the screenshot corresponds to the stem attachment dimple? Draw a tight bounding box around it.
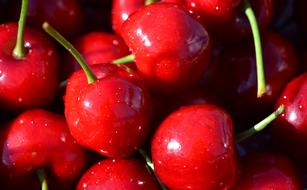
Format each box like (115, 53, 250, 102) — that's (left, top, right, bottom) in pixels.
(145, 0, 156, 6)
(37, 168, 48, 190)
(236, 104, 285, 143)
(42, 22, 97, 84)
(13, 0, 29, 59)
(243, 0, 266, 97)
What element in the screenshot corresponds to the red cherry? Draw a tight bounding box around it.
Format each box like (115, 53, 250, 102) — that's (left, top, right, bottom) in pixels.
(0, 23, 59, 111)
(210, 32, 298, 127)
(64, 32, 130, 78)
(1, 109, 87, 187)
(272, 73, 307, 161)
(65, 64, 152, 158)
(9, 0, 85, 38)
(152, 104, 240, 189)
(233, 152, 301, 189)
(77, 158, 161, 190)
(121, 2, 211, 94)
(112, 0, 145, 36)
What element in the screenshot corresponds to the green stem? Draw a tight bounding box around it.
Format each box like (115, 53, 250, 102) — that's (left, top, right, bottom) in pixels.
(13, 0, 28, 59)
(37, 168, 48, 190)
(236, 104, 285, 143)
(138, 149, 168, 190)
(243, 0, 266, 97)
(145, 0, 156, 5)
(111, 54, 135, 65)
(42, 22, 97, 84)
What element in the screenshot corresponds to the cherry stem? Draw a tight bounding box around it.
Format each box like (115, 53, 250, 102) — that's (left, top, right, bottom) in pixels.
(236, 104, 285, 143)
(145, 0, 156, 5)
(138, 149, 168, 190)
(42, 22, 97, 84)
(243, 0, 266, 97)
(37, 168, 48, 190)
(13, 0, 28, 59)
(111, 54, 135, 65)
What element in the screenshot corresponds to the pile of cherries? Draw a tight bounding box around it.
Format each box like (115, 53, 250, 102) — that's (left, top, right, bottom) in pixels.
(0, 0, 306, 189)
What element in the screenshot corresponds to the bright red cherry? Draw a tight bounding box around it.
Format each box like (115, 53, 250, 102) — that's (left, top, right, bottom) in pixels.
(152, 104, 240, 190)
(122, 2, 211, 94)
(0, 23, 59, 111)
(77, 158, 161, 190)
(64, 32, 130, 78)
(112, 0, 145, 36)
(9, 0, 85, 38)
(272, 73, 307, 162)
(210, 32, 299, 127)
(65, 64, 152, 158)
(1, 109, 87, 189)
(233, 152, 301, 190)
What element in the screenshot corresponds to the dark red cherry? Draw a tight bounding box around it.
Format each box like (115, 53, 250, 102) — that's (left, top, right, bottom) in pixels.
(211, 32, 299, 128)
(77, 158, 161, 190)
(112, 0, 145, 36)
(226, 0, 273, 42)
(0, 23, 59, 111)
(9, 0, 85, 38)
(121, 2, 211, 94)
(233, 152, 301, 190)
(271, 73, 307, 162)
(65, 64, 152, 158)
(64, 32, 130, 78)
(152, 104, 239, 189)
(1, 109, 87, 189)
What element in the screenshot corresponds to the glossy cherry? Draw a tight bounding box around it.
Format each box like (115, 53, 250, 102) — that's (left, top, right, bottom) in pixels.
(65, 64, 152, 158)
(121, 2, 211, 94)
(77, 158, 161, 190)
(64, 32, 130, 78)
(0, 23, 59, 111)
(233, 152, 301, 189)
(151, 104, 239, 189)
(112, 0, 145, 36)
(9, 0, 85, 38)
(0, 109, 87, 189)
(210, 32, 298, 127)
(272, 73, 307, 162)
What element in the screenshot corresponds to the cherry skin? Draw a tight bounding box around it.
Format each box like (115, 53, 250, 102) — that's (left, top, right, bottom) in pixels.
(9, 0, 85, 38)
(151, 104, 240, 190)
(121, 2, 211, 94)
(0, 23, 59, 112)
(64, 32, 130, 78)
(77, 158, 161, 190)
(112, 0, 145, 36)
(233, 152, 301, 190)
(65, 64, 152, 158)
(210, 32, 299, 128)
(0, 109, 87, 189)
(271, 73, 307, 162)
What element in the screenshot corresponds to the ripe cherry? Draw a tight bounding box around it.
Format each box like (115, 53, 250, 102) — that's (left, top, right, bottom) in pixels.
(1, 109, 87, 189)
(152, 104, 239, 189)
(77, 158, 161, 190)
(233, 152, 301, 189)
(121, 2, 211, 94)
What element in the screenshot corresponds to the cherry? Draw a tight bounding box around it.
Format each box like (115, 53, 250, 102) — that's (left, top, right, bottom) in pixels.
(1, 109, 87, 189)
(8, 0, 85, 39)
(151, 104, 239, 189)
(233, 152, 301, 189)
(64, 32, 130, 78)
(43, 23, 153, 158)
(271, 73, 307, 162)
(121, 2, 211, 94)
(77, 158, 161, 190)
(210, 32, 298, 128)
(0, 20, 59, 111)
(112, 0, 145, 36)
